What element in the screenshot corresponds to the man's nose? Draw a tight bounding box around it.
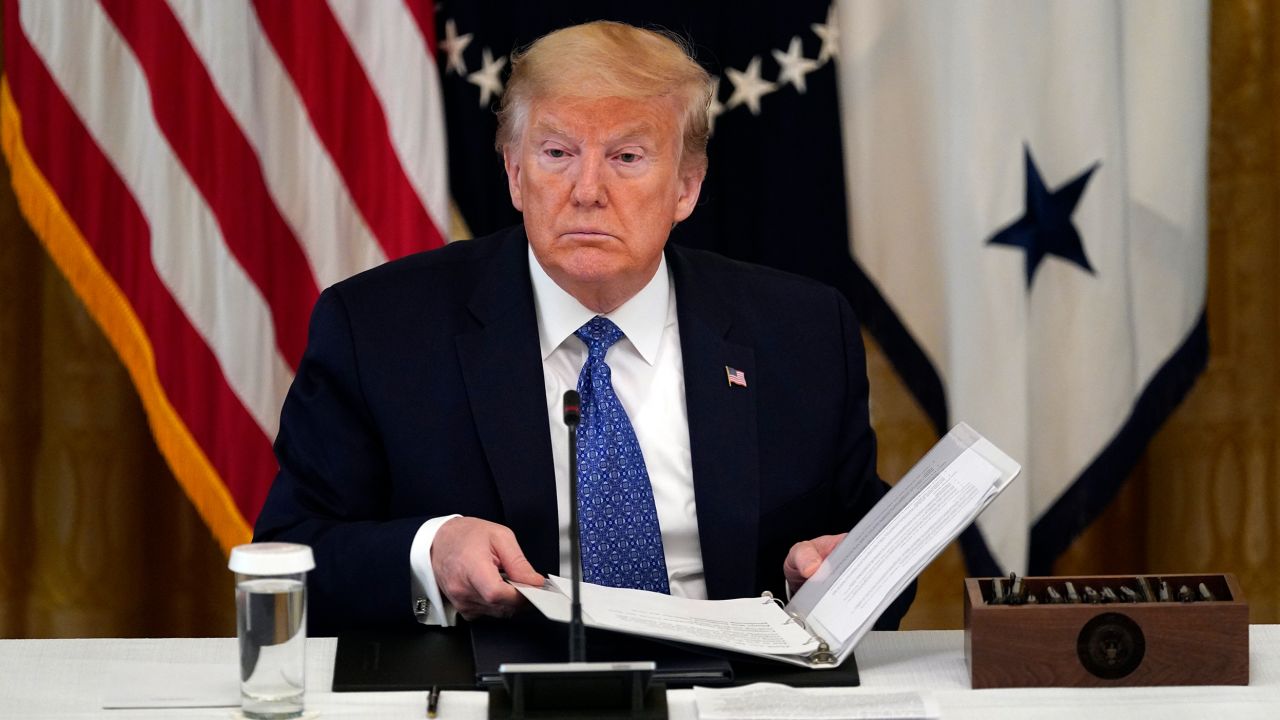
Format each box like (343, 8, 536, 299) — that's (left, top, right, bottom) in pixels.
(570, 157, 607, 207)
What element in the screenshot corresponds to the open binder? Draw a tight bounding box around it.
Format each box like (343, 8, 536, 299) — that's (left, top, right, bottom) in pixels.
(516, 422, 1020, 669)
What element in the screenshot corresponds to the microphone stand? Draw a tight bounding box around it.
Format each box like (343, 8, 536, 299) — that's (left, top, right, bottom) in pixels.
(564, 391, 586, 663)
(487, 390, 666, 720)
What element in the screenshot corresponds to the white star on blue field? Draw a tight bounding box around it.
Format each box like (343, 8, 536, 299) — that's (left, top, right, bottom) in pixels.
(988, 145, 1099, 287)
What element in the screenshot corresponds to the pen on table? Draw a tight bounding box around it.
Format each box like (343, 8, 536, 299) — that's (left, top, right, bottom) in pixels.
(428, 685, 440, 718)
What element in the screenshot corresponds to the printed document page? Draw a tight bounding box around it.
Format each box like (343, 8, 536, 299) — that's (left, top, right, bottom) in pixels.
(693, 683, 939, 720)
(514, 577, 818, 658)
(786, 423, 1019, 659)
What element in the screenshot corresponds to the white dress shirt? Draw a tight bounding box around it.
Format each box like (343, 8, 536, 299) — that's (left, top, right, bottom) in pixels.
(409, 248, 704, 625)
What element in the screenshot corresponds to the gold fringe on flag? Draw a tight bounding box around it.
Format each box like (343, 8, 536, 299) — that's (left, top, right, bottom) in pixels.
(0, 76, 251, 554)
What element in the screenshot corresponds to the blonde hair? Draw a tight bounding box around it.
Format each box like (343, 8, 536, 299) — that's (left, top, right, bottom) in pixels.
(496, 21, 714, 171)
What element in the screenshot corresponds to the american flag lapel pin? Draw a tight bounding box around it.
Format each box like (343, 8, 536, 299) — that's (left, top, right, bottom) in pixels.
(725, 366, 747, 388)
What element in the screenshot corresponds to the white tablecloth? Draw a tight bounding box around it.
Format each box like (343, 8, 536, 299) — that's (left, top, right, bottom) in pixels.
(2, 627, 1278, 718)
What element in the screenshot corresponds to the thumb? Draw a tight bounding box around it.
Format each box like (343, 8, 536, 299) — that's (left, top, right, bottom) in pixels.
(785, 541, 823, 580)
(797, 543, 824, 578)
(809, 533, 846, 562)
(801, 533, 847, 577)
(785, 533, 848, 582)
(491, 532, 543, 585)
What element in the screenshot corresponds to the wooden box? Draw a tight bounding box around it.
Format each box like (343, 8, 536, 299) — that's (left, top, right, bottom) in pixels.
(964, 573, 1248, 688)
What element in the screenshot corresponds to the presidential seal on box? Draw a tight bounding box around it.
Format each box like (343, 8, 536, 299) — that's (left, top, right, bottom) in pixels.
(964, 573, 1248, 688)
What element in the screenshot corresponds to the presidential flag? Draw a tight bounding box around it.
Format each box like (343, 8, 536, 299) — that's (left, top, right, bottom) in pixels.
(2, 0, 449, 551)
(835, 0, 1209, 574)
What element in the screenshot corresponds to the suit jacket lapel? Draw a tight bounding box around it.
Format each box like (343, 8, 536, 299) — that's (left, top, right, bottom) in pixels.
(455, 229, 560, 574)
(668, 246, 761, 599)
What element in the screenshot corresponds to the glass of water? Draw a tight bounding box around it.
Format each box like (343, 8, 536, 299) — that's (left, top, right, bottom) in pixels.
(228, 542, 315, 719)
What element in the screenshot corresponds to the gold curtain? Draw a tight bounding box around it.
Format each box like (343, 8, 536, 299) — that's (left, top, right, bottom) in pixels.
(1, 1, 1276, 637)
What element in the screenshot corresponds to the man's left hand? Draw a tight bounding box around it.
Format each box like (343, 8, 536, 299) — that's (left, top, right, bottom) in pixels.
(783, 533, 847, 593)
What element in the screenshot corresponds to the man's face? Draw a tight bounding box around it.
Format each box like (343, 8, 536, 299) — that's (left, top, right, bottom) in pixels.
(504, 95, 704, 311)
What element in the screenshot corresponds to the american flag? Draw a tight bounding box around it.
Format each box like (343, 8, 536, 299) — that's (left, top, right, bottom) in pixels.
(1, 0, 449, 552)
(726, 366, 747, 388)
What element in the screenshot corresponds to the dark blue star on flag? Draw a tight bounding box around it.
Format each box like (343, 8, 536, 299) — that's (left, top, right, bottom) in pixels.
(988, 145, 1099, 287)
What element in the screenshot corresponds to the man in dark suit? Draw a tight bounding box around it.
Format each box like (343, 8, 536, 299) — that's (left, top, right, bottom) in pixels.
(255, 20, 913, 635)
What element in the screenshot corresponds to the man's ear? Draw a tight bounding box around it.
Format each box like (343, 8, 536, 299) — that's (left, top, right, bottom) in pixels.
(502, 146, 524, 212)
(672, 164, 706, 223)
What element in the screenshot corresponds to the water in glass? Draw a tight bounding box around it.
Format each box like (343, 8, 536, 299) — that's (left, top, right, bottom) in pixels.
(237, 577, 306, 719)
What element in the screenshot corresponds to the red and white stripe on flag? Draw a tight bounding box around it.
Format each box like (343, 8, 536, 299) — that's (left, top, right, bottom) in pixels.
(1, 0, 450, 552)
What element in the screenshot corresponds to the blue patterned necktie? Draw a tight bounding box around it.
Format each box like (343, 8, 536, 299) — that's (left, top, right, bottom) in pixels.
(573, 317, 670, 593)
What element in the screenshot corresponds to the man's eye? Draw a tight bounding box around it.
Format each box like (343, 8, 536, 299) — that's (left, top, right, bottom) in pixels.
(545, 148, 567, 158)
(617, 152, 641, 163)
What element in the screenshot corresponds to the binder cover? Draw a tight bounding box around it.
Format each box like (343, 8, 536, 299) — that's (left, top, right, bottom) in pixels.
(331, 616, 859, 691)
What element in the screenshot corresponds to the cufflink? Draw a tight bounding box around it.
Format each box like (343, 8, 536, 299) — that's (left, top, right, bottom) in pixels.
(414, 597, 431, 622)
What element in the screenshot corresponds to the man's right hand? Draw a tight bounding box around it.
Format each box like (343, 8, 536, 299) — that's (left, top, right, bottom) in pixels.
(430, 517, 544, 620)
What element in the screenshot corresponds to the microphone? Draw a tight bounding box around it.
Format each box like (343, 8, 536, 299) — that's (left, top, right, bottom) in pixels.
(489, 389, 661, 717)
(563, 390, 580, 426)
(563, 390, 585, 663)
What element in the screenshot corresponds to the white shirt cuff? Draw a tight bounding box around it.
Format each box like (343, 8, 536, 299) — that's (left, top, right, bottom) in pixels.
(409, 514, 462, 626)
